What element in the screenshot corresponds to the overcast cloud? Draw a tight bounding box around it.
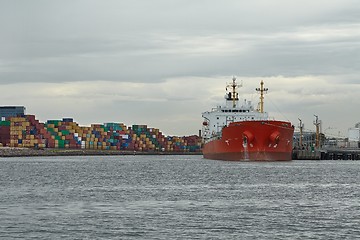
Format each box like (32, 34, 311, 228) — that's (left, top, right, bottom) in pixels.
(1, 0, 359, 136)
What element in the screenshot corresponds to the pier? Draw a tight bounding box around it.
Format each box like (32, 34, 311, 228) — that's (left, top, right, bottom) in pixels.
(292, 116, 360, 160)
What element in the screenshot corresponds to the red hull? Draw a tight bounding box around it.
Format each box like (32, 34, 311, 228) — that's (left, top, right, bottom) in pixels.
(202, 120, 294, 161)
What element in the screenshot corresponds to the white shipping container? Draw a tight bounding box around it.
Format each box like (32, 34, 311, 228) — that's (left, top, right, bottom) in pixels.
(348, 128, 360, 141)
(348, 141, 359, 148)
(120, 134, 129, 139)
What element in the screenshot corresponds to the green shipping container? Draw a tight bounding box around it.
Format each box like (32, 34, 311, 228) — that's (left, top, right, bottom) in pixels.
(0, 121, 10, 126)
(58, 140, 65, 148)
(61, 130, 70, 135)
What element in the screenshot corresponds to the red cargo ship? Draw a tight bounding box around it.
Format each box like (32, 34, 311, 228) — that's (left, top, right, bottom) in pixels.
(202, 77, 294, 161)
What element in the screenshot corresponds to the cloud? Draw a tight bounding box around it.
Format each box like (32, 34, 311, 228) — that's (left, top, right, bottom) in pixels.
(0, 0, 359, 136)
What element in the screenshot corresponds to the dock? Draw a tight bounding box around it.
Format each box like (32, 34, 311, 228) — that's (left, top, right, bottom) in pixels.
(293, 148, 360, 160)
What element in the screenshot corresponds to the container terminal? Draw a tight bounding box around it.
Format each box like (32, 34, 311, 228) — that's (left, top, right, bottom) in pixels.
(0, 106, 202, 156)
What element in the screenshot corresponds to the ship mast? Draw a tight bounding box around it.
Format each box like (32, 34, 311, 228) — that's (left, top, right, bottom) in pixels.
(226, 77, 241, 108)
(256, 80, 268, 113)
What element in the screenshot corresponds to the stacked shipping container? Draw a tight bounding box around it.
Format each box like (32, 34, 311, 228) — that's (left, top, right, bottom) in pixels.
(0, 115, 202, 152)
(0, 120, 10, 147)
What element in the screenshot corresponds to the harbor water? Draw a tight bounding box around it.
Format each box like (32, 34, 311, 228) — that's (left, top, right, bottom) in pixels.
(1, 155, 360, 239)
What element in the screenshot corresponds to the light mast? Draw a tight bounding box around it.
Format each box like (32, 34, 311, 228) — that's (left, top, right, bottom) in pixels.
(313, 115, 321, 148)
(298, 118, 304, 147)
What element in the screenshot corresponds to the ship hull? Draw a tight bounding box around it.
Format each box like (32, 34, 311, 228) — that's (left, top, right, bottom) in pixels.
(202, 120, 294, 161)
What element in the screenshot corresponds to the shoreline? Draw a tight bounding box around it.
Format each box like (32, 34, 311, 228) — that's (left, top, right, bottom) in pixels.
(0, 147, 203, 158)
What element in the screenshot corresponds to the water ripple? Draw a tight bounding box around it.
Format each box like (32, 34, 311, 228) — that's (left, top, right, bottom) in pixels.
(1, 157, 360, 239)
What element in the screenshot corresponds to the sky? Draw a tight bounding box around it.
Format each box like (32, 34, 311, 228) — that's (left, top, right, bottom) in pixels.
(1, 0, 359, 137)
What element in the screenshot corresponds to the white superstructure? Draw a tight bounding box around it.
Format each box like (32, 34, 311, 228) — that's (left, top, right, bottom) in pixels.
(201, 77, 269, 140)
